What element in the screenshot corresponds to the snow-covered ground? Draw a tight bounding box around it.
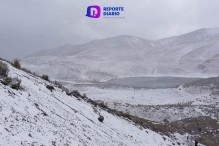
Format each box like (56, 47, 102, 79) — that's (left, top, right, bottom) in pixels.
(16, 28, 219, 145)
(75, 86, 210, 106)
(0, 60, 188, 146)
(65, 84, 218, 123)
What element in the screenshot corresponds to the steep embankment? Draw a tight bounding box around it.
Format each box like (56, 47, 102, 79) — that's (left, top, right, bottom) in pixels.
(0, 60, 185, 146)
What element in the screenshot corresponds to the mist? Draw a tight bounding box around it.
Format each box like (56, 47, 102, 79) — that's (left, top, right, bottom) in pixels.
(1, 0, 219, 59)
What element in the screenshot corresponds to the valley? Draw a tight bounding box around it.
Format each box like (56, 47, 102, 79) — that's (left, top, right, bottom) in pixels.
(18, 28, 219, 146)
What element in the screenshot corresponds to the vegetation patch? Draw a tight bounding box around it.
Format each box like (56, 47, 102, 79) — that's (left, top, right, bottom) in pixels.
(0, 61, 8, 77)
(1, 77, 22, 90)
(42, 74, 49, 81)
(13, 59, 21, 69)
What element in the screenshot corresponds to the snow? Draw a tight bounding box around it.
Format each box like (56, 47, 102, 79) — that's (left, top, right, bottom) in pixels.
(0, 61, 187, 146)
(15, 28, 219, 145)
(21, 28, 219, 82)
(84, 86, 208, 106)
(66, 83, 218, 123)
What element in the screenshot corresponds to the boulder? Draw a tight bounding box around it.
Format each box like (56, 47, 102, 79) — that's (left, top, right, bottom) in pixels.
(98, 115, 104, 122)
(46, 85, 55, 92)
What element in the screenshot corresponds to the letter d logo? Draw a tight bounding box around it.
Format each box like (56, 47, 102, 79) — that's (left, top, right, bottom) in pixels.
(86, 6, 101, 18)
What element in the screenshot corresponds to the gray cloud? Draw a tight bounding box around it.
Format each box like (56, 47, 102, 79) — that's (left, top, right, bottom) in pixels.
(0, 0, 219, 59)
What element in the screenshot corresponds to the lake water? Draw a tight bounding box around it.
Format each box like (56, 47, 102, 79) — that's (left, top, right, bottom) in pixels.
(105, 76, 201, 88)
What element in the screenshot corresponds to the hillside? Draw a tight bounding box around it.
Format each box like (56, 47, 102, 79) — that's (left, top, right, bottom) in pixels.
(21, 28, 219, 82)
(0, 60, 187, 146)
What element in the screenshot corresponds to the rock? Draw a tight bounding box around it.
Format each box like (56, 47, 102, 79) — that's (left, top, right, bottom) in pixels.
(163, 119, 169, 124)
(98, 115, 104, 122)
(46, 85, 55, 92)
(71, 90, 81, 97)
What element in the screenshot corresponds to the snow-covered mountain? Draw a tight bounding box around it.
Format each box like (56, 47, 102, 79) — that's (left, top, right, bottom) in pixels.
(22, 28, 219, 82)
(0, 60, 186, 146)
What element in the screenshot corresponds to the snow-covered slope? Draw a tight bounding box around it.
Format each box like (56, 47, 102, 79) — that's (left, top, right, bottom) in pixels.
(81, 84, 218, 123)
(21, 28, 219, 82)
(157, 28, 219, 46)
(0, 61, 186, 146)
(22, 35, 156, 82)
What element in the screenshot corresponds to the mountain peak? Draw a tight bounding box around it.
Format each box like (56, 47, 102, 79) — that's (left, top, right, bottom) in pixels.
(187, 27, 219, 35)
(157, 27, 219, 46)
(99, 35, 149, 43)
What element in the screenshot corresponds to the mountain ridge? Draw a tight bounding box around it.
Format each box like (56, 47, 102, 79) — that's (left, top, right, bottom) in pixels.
(29, 28, 219, 57)
(22, 28, 219, 82)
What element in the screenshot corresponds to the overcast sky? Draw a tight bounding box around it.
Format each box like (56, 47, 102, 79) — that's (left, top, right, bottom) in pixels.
(1, 0, 219, 59)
